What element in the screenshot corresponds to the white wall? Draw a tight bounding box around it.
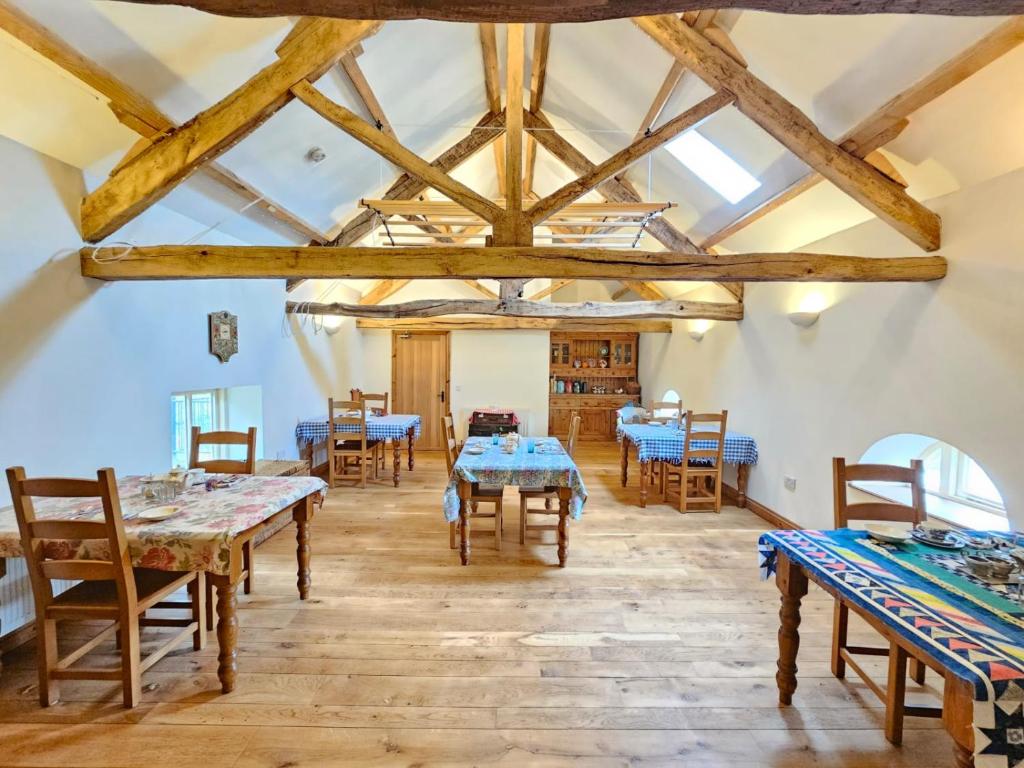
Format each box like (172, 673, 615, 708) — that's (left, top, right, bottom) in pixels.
(641, 167, 1024, 530)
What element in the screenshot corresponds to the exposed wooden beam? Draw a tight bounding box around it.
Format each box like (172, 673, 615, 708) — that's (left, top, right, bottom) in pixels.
(355, 317, 674, 332)
(528, 90, 732, 223)
(700, 16, 1024, 249)
(288, 297, 743, 320)
(524, 22, 551, 195)
(502, 23, 527, 243)
(498, 279, 530, 301)
(634, 14, 941, 252)
(80, 19, 382, 242)
(82, 245, 948, 283)
(524, 109, 743, 301)
(620, 280, 668, 301)
(463, 280, 500, 299)
(478, 23, 506, 195)
(358, 279, 411, 304)
(294, 81, 502, 223)
(117, 1, 1024, 22)
(338, 52, 394, 136)
(528, 279, 575, 300)
(0, 1, 331, 244)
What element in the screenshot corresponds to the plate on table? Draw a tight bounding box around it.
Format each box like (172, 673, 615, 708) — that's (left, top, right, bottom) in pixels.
(463, 445, 487, 455)
(911, 528, 967, 550)
(865, 524, 912, 545)
(138, 506, 180, 522)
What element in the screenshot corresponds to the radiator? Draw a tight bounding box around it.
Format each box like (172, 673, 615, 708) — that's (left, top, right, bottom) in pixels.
(1, 557, 74, 642)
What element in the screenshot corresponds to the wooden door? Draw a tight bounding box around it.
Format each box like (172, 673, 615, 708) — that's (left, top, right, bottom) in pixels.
(392, 332, 450, 450)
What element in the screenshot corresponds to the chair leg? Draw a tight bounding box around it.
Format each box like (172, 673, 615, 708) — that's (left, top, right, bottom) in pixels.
(909, 656, 926, 685)
(495, 499, 503, 551)
(37, 618, 60, 707)
(191, 573, 207, 651)
(449, 520, 458, 549)
(328, 449, 335, 489)
(885, 641, 908, 746)
(205, 576, 214, 630)
(120, 615, 142, 709)
(831, 600, 848, 678)
(714, 470, 722, 513)
(242, 540, 254, 595)
(679, 471, 689, 514)
(520, 494, 528, 544)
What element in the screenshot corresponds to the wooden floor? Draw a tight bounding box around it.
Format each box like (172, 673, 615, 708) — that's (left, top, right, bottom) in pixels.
(0, 444, 952, 766)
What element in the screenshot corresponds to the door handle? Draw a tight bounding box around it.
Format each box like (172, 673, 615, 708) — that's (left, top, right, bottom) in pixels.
(439, 390, 445, 403)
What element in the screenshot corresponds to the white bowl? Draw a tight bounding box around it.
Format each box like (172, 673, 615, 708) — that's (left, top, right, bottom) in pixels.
(865, 523, 911, 544)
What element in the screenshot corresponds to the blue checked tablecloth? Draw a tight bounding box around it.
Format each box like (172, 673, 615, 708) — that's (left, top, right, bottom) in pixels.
(442, 437, 588, 523)
(617, 422, 758, 465)
(295, 414, 422, 444)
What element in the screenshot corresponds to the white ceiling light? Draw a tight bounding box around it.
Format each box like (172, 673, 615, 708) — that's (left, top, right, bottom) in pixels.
(666, 131, 761, 204)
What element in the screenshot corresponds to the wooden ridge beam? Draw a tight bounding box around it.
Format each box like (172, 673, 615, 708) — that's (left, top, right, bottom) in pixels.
(115, 1, 1024, 22)
(293, 81, 502, 222)
(501, 23, 527, 243)
(524, 22, 551, 195)
(634, 14, 941, 252)
(81, 245, 948, 283)
(80, 19, 382, 242)
(0, 1, 331, 244)
(528, 90, 732, 223)
(700, 16, 1024, 249)
(287, 297, 744, 320)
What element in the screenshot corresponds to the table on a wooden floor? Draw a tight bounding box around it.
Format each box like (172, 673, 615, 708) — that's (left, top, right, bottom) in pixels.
(443, 437, 587, 567)
(295, 414, 421, 486)
(617, 422, 759, 508)
(0, 473, 325, 693)
(760, 527, 1024, 768)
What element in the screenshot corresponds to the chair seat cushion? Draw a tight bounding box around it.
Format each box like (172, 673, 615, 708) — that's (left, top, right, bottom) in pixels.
(49, 568, 194, 614)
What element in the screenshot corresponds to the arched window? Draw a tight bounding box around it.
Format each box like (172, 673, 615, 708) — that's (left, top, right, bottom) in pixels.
(858, 434, 1006, 530)
(654, 389, 682, 419)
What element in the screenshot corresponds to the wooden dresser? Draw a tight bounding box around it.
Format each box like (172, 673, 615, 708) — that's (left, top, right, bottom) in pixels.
(548, 332, 640, 442)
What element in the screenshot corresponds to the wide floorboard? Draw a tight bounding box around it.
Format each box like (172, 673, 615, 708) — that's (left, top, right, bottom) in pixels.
(0, 444, 948, 766)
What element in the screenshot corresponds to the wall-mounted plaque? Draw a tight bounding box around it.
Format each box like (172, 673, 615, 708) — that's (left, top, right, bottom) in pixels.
(209, 311, 238, 363)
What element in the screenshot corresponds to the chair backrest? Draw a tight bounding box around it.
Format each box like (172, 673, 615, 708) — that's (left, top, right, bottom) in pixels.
(189, 427, 256, 474)
(650, 400, 683, 427)
(833, 457, 926, 528)
(5, 466, 137, 614)
(682, 410, 727, 467)
(329, 398, 367, 449)
(566, 413, 582, 459)
(360, 392, 389, 416)
(443, 414, 457, 443)
(443, 415, 459, 474)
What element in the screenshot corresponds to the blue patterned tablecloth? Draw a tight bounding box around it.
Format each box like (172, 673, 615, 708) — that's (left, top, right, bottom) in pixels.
(295, 414, 422, 444)
(617, 422, 758, 465)
(760, 528, 1024, 768)
(442, 437, 587, 523)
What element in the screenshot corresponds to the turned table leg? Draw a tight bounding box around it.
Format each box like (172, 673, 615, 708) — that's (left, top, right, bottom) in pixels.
(736, 464, 750, 508)
(640, 460, 648, 508)
(458, 480, 471, 566)
(775, 552, 808, 706)
(407, 427, 415, 470)
(943, 674, 976, 767)
(392, 439, 401, 488)
(295, 520, 311, 601)
(212, 576, 239, 693)
(619, 438, 629, 488)
(557, 487, 571, 567)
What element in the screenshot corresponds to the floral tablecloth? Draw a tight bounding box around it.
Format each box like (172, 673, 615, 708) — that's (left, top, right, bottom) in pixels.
(760, 528, 1024, 768)
(0, 474, 327, 575)
(442, 437, 587, 523)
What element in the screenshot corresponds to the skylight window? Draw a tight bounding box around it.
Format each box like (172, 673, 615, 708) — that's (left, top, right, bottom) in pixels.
(666, 131, 760, 204)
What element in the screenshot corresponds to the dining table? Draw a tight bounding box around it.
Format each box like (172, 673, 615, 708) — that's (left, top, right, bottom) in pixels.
(617, 422, 759, 507)
(0, 473, 326, 693)
(760, 527, 1024, 768)
(295, 413, 421, 486)
(443, 437, 587, 566)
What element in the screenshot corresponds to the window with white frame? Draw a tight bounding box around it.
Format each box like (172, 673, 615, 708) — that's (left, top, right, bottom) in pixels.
(170, 389, 225, 468)
(857, 434, 1006, 530)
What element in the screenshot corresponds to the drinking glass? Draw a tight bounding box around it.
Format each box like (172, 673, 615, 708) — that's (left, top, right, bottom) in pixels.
(527, 439, 536, 453)
(492, 433, 500, 445)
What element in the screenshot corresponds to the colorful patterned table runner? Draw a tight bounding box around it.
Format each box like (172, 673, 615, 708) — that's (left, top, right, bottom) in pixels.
(760, 528, 1024, 767)
(617, 422, 759, 465)
(295, 414, 422, 444)
(442, 437, 587, 523)
(0, 474, 326, 575)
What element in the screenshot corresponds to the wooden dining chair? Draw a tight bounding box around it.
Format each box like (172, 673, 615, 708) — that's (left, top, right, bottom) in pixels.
(359, 391, 390, 473)
(444, 429, 503, 551)
(518, 413, 582, 544)
(662, 410, 727, 513)
(832, 457, 936, 745)
(189, 426, 258, 601)
(6, 466, 204, 708)
(649, 400, 683, 427)
(328, 398, 381, 489)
